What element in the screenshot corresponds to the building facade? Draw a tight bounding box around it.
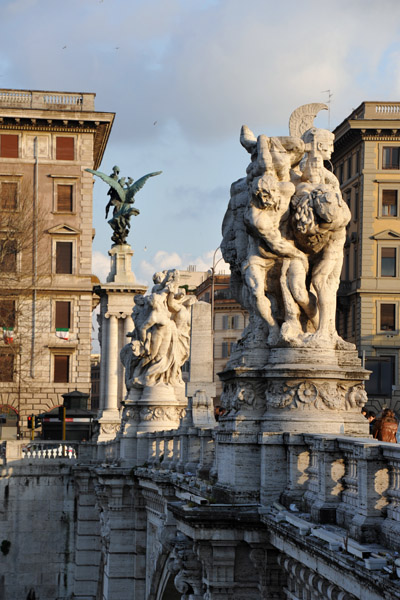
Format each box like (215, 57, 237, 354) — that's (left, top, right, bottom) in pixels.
(0, 89, 114, 437)
(195, 273, 248, 401)
(333, 101, 400, 415)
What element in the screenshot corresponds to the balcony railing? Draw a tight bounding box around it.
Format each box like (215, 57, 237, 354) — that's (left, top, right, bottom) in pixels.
(0, 89, 95, 111)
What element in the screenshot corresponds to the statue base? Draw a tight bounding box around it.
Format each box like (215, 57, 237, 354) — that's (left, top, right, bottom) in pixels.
(213, 347, 370, 502)
(118, 384, 187, 465)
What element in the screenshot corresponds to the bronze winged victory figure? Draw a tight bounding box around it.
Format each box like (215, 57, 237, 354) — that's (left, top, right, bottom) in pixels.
(86, 166, 162, 245)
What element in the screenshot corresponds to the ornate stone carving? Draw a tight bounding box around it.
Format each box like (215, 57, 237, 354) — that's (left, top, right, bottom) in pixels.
(100, 423, 120, 435)
(221, 381, 265, 414)
(221, 104, 353, 352)
(265, 380, 368, 411)
(167, 533, 205, 600)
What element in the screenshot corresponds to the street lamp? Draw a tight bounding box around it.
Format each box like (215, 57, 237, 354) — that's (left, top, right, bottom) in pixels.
(210, 247, 223, 383)
(210, 246, 223, 332)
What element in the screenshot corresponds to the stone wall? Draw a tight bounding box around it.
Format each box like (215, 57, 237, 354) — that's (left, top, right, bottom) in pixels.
(0, 443, 76, 600)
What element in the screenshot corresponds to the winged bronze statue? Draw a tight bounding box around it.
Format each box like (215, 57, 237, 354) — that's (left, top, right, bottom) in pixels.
(86, 166, 162, 245)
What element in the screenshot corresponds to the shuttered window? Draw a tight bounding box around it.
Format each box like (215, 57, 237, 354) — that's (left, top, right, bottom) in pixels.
(56, 137, 74, 160)
(55, 301, 71, 329)
(56, 241, 73, 274)
(0, 351, 14, 382)
(0, 182, 18, 210)
(0, 135, 19, 158)
(0, 239, 17, 272)
(57, 185, 73, 212)
(0, 300, 15, 328)
(54, 355, 69, 383)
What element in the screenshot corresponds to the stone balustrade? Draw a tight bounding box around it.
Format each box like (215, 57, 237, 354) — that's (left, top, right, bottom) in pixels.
(94, 427, 400, 553)
(0, 89, 95, 110)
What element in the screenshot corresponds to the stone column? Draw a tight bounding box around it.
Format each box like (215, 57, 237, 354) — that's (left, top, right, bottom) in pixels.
(94, 243, 147, 442)
(105, 313, 119, 415)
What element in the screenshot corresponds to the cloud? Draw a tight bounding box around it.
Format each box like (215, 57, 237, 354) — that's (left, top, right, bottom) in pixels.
(137, 247, 229, 287)
(92, 251, 110, 282)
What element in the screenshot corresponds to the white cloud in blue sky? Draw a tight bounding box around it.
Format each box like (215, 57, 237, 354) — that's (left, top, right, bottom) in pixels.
(2, 0, 400, 284)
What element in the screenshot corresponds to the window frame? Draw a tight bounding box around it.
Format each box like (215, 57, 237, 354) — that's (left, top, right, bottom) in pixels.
(379, 187, 399, 218)
(52, 177, 77, 213)
(382, 146, 400, 170)
(55, 136, 75, 161)
(54, 299, 72, 331)
(0, 177, 21, 212)
(0, 134, 19, 159)
(53, 239, 75, 275)
(377, 301, 398, 334)
(0, 348, 14, 382)
(378, 245, 398, 278)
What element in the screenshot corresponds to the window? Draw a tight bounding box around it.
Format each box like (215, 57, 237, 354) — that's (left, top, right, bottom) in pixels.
(339, 164, 344, 184)
(365, 356, 394, 397)
(54, 355, 70, 383)
(380, 303, 396, 332)
(383, 147, 400, 169)
(55, 301, 71, 329)
(56, 241, 73, 274)
(0, 239, 17, 273)
(345, 191, 351, 208)
(0, 350, 14, 382)
(0, 134, 18, 158)
(344, 252, 350, 279)
(221, 341, 234, 358)
(382, 190, 398, 217)
(381, 247, 396, 277)
(356, 150, 361, 174)
(353, 246, 358, 279)
(0, 182, 18, 210)
(56, 137, 74, 160)
(0, 299, 15, 328)
(56, 185, 73, 212)
(347, 156, 352, 180)
(354, 187, 359, 221)
(222, 315, 240, 330)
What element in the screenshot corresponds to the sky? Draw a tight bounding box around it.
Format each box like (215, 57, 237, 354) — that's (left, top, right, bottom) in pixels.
(2, 0, 400, 287)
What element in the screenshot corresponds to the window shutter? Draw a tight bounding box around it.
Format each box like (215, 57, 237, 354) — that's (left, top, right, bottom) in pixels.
(56, 242, 73, 274)
(57, 185, 73, 212)
(0, 239, 17, 272)
(0, 182, 18, 210)
(0, 351, 14, 382)
(0, 135, 18, 158)
(0, 300, 15, 328)
(55, 301, 71, 329)
(54, 355, 69, 383)
(56, 137, 74, 160)
(222, 315, 228, 329)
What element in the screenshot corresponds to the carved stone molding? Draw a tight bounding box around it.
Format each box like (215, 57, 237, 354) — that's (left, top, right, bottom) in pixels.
(265, 380, 367, 411)
(167, 533, 205, 600)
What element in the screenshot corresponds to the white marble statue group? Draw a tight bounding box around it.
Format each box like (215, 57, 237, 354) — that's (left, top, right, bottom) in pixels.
(121, 269, 196, 390)
(221, 103, 352, 350)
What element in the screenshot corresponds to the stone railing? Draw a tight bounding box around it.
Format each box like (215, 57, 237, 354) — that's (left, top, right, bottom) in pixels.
(21, 441, 79, 460)
(0, 89, 95, 111)
(142, 426, 215, 478)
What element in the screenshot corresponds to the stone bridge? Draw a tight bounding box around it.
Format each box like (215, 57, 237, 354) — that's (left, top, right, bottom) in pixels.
(2, 422, 400, 599)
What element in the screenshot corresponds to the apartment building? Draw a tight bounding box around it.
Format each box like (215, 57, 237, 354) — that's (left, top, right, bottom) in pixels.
(0, 89, 114, 437)
(333, 101, 400, 414)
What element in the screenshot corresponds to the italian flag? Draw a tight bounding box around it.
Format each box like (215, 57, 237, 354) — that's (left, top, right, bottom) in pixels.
(3, 328, 13, 343)
(56, 328, 69, 340)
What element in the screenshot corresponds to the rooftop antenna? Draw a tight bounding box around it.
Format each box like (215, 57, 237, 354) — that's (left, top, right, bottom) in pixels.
(321, 89, 333, 130)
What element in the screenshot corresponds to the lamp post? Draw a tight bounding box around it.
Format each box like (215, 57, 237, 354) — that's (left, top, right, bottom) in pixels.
(211, 247, 223, 383)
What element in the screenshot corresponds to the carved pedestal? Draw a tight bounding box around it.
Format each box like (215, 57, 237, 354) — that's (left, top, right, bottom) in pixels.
(215, 347, 370, 502)
(118, 385, 186, 466)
